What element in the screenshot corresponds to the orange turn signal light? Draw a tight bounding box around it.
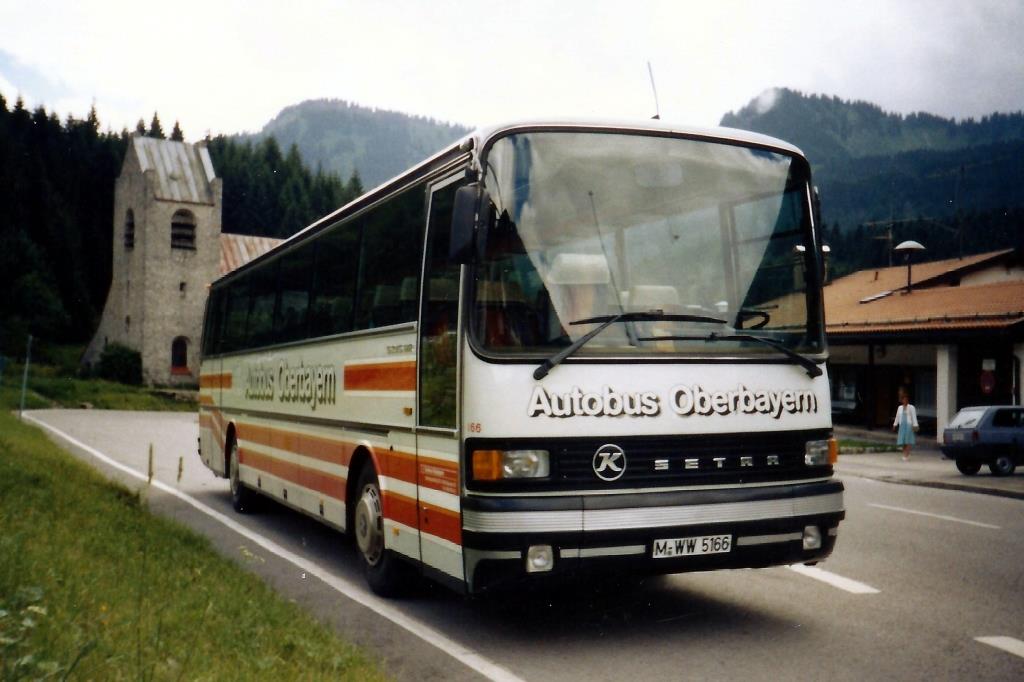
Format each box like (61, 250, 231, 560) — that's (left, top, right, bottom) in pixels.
(828, 437, 839, 464)
(472, 450, 503, 481)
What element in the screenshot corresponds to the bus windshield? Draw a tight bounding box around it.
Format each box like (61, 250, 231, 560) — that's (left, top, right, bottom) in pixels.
(472, 131, 823, 358)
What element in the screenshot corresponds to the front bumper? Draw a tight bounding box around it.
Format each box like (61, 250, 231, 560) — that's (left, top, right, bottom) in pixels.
(462, 479, 844, 592)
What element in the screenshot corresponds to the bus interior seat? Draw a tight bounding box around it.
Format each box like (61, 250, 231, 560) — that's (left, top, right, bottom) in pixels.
(626, 284, 683, 314)
(543, 253, 626, 345)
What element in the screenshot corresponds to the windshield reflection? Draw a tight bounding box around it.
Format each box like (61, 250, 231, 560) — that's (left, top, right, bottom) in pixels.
(472, 131, 822, 357)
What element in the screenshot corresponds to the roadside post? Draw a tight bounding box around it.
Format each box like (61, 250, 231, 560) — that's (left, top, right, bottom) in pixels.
(19, 334, 33, 419)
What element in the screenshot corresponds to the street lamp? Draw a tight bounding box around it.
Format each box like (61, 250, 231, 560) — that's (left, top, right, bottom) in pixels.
(894, 240, 926, 292)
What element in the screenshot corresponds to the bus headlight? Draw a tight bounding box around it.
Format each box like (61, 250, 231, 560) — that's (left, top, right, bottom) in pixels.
(472, 449, 550, 480)
(805, 438, 838, 466)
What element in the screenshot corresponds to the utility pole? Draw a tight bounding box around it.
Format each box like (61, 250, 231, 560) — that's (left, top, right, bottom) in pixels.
(864, 220, 899, 266)
(19, 334, 32, 419)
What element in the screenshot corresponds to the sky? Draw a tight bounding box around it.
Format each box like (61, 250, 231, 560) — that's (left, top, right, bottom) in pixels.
(1, 0, 1022, 140)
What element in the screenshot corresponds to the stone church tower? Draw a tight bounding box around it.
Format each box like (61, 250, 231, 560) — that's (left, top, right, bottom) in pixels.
(84, 135, 222, 386)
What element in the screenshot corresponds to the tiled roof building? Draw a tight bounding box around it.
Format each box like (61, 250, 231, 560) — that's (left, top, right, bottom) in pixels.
(823, 249, 1024, 434)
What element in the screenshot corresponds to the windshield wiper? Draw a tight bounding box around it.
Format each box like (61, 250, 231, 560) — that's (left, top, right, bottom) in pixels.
(638, 331, 823, 378)
(533, 312, 727, 380)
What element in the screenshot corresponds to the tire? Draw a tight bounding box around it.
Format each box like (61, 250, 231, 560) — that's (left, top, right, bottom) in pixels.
(988, 455, 1016, 477)
(955, 459, 982, 476)
(228, 439, 259, 513)
(353, 465, 408, 596)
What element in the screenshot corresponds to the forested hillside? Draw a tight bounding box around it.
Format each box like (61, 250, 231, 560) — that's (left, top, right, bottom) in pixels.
(0, 94, 359, 355)
(206, 136, 362, 238)
(244, 99, 471, 188)
(722, 88, 1024, 275)
(722, 88, 1024, 163)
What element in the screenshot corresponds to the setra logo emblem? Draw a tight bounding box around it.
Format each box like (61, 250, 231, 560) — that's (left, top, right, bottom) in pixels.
(592, 444, 627, 482)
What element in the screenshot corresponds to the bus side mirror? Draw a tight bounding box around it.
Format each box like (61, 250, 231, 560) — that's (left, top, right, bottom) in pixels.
(450, 183, 482, 264)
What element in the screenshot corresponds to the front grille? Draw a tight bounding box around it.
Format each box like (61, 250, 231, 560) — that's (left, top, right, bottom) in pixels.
(465, 429, 830, 493)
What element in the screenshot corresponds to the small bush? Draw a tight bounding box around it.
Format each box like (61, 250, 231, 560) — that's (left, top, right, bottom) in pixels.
(96, 344, 142, 385)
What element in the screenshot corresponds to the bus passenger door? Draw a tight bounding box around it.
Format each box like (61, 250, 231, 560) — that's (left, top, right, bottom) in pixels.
(416, 174, 464, 581)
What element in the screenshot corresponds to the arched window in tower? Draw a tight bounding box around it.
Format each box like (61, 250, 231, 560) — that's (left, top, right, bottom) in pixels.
(171, 209, 196, 250)
(171, 336, 189, 374)
(124, 209, 135, 249)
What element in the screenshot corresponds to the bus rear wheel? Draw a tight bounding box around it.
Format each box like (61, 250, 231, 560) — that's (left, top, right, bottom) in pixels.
(228, 439, 258, 513)
(353, 465, 407, 596)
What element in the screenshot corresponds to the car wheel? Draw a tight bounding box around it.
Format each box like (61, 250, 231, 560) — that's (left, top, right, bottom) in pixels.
(353, 465, 408, 596)
(988, 455, 1016, 477)
(955, 459, 981, 476)
(229, 439, 259, 513)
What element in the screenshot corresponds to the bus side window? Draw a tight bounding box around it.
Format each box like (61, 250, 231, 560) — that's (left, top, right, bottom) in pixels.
(246, 258, 278, 348)
(310, 221, 359, 337)
(222, 273, 251, 353)
(419, 181, 460, 428)
(355, 186, 425, 331)
(273, 243, 314, 343)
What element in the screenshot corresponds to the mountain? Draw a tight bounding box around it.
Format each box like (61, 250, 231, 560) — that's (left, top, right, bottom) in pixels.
(720, 89, 1024, 226)
(720, 89, 1024, 272)
(721, 88, 1024, 166)
(244, 100, 472, 189)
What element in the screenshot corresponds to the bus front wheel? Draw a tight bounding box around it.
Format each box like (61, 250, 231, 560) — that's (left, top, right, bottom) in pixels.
(353, 465, 406, 596)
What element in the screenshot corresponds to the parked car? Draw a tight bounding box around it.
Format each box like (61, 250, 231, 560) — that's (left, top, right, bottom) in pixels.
(941, 405, 1023, 476)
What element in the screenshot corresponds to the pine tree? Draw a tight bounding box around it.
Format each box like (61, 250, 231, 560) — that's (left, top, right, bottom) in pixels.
(170, 120, 184, 141)
(135, 118, 147, 135)
(148, 112, 165, 139)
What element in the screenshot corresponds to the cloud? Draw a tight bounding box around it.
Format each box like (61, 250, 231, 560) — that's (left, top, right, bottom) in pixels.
(0, 1, 1021, 137)
(753, 88, 780, 116)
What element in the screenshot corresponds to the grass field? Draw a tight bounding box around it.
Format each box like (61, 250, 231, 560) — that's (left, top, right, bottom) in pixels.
(0, 411, 386, 680)
(1, 345, 196, 412)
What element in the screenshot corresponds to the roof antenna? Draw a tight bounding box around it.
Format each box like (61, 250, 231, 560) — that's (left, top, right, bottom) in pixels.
(647, 61, 661, 120)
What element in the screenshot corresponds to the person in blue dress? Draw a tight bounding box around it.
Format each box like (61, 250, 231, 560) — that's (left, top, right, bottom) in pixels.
(892, 389, 919, 461)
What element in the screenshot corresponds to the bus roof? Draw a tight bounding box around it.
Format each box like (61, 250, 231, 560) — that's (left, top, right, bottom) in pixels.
(468, 118, 805, 158)
(212, 119, 806, 287)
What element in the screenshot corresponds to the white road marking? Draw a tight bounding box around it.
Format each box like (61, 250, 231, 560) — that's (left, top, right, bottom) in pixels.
(24, 414, 525, 682)
(787, 564, 880, 594)
(975, 636, 1024, 659)
(868, 503, 1001, 529)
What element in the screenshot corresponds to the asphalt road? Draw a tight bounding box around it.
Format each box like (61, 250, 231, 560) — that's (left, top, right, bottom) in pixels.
(23, 409, 1024, 681)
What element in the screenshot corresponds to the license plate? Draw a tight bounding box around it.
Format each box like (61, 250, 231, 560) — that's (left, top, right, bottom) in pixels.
(653, 534, 732, 558)
(953, 432, 965, 442)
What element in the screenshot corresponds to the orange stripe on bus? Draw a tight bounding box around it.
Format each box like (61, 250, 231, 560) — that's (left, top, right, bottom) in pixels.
(238, 448, 347, 501)
(235, 422, 423, 477)
(418, 457, 460, 496)
(382, 491, 419, 528)
(343, 361, 416, 391)
(198, 394, 215, 405)
(234, 421, 423, 486)
(237, 424, 354, 467)
(380, 448, 418, 484)
(199, 373, 233, 389)
(419, 501, 462, 545)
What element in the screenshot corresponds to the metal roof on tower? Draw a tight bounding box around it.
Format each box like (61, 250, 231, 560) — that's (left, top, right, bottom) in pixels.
(132, 136, 217, 205)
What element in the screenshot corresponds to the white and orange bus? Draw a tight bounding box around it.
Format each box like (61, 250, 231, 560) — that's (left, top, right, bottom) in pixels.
(198, 120, 844, 595)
